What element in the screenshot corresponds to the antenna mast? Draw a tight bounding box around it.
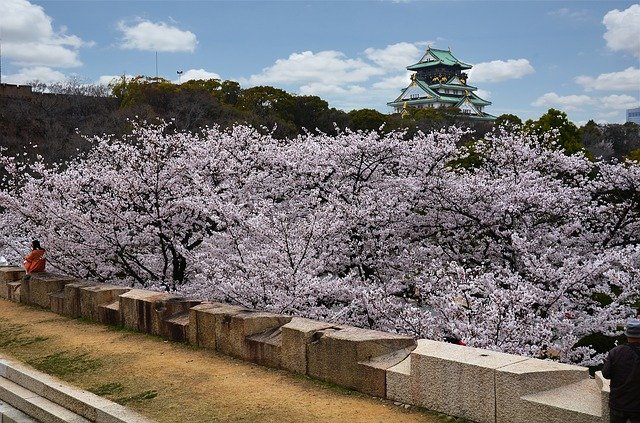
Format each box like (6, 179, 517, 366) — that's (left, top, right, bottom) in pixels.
(0, 28, 3, 85)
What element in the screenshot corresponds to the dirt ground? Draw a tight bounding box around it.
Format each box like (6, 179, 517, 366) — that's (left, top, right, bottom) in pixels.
(0, 299, 457, 423)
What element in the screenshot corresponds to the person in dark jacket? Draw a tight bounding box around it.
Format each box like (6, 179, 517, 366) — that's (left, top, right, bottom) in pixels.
(602, 318, 640, 423)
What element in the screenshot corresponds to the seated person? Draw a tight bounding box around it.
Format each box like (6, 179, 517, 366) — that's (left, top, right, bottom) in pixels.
(23, 240, 46, 274)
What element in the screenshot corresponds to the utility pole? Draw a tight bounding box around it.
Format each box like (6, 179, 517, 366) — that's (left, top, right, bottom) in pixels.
(0, 28, 3, 85)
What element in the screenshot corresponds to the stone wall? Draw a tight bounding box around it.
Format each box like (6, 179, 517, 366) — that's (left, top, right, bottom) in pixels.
(0, 83, 34, 98)
(0, 267, 612, 423)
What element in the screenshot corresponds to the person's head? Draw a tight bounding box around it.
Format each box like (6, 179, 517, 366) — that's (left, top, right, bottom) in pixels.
(31, 240, 42, 250)
(625, 318, 640, 343)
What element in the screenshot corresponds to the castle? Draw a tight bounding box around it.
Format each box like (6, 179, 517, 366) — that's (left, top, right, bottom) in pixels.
(388, 46, 495, 120)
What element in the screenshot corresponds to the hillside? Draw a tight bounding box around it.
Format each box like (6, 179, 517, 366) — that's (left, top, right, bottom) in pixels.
(0, 78, 638, 164)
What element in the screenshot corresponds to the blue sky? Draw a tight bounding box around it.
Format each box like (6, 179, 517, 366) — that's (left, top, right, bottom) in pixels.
(1, 0, 638, 124)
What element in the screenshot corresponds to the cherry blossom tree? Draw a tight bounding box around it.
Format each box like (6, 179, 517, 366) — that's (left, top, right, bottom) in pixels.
(0, 122, 637, 365)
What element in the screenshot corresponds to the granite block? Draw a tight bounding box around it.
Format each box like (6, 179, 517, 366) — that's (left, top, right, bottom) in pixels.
(19, 273, 78, 309)
(280, 317, 335, 375)
(307, 327, 416, 398)
(79, 285, 130, 321)
(409, 340, 526, 423)
(496, 357, 589, 423)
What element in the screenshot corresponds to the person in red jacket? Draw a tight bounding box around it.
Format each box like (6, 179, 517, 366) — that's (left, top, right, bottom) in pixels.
(23, 240, 46, 274)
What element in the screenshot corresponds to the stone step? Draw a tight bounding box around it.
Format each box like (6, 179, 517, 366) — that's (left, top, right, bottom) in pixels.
(520, 378, 603, 423)
(0, 400, 41, 423)
(0, 356, 154, 423)
(0, 376, 90, 423)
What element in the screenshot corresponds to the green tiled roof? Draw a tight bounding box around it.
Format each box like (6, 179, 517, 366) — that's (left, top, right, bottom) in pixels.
(469, 93, 491, 106)
(428, 83, 479, 91)
(407, 47, 472, 71)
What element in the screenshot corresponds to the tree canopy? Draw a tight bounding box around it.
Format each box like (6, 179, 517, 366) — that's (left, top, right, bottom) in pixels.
(1, 122, 637, 366)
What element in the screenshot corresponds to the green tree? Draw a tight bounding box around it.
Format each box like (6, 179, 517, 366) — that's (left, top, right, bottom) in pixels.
(238, 86, 296, 121)
(527, 109, 584, 155)
(111, 76, 176, 108)
(219, 80, 241, 105)
(347, 109, 387, 131)
(178, 78, 222, 94)
(495, 113, 522, 129)
(625, 148, 640, 162)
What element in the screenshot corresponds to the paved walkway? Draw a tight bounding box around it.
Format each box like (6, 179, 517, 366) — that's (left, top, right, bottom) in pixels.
(0, 299, 452, 423)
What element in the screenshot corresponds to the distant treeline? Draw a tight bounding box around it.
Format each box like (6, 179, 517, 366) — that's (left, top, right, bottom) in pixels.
(0, 76, 638, 163)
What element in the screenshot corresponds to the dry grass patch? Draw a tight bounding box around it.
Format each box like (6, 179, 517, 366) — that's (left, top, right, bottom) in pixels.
(0, 299, 461, 423)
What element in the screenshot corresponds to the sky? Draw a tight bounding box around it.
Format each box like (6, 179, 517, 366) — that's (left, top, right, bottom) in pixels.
(0, 0, 639, 125)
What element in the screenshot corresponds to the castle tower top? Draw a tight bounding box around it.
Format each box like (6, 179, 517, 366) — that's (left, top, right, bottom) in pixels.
(407, 46, 472, 71)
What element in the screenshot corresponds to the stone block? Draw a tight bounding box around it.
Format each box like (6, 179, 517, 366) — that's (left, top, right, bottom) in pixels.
(6, 282, 21, 302)
(187, 303, 246, 349)
(496, 357, 589, 423)
(96, 301, 120, 326)
(49, 291, 65, 315)
(519, 378, 602, 423)
(280, 317, 335, 375)
(148, 297, 201, 339)
(595, 371, 610, 423)
(0, 267, 25, 300)
(79, 285, 131, 322)
(307, 327, 416, 398)
(386, 353, 412, 402)
(216, 311, 292, 361)
(245, 327, 283, 368)
(118, 289, 181, 333)
(19, 273, 78, 309)
(62, 281, 95, 318)
(163, 312, 190, 342)
(96, 403, 155, 423)
(408, 339, 527, 423)
(0, 400, 40, 423)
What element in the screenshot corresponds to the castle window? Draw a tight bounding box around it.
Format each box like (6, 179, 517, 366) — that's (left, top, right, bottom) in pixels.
(410, 94, 419, 99)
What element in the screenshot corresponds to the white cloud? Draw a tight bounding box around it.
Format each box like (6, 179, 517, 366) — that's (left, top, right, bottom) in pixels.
(474, 89, 492, 101)
(96, 74, 136, 86)
(548, 8, 589, 21)
(0, 0, 88, 68)
(372, 73, 412, 90)
(575, 67, 640, 91)
(595, 111, 621, 120)
(469, 59, 535, 83)
(603, 4, 640, 57)
(118, 20, 197, 53)
(247, 50, 384, 86)
(531, 92, 594, 111)
(4, 43, 82, 68)
(600, 94, 639, 110)
(3, 66, 67, 85)
(176, 69, 221, 83)
(364, 42, 425, 70)
(299, 83, 366, 96)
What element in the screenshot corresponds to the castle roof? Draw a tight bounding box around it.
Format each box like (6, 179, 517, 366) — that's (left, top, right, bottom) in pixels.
(407, 47, 472, 71)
